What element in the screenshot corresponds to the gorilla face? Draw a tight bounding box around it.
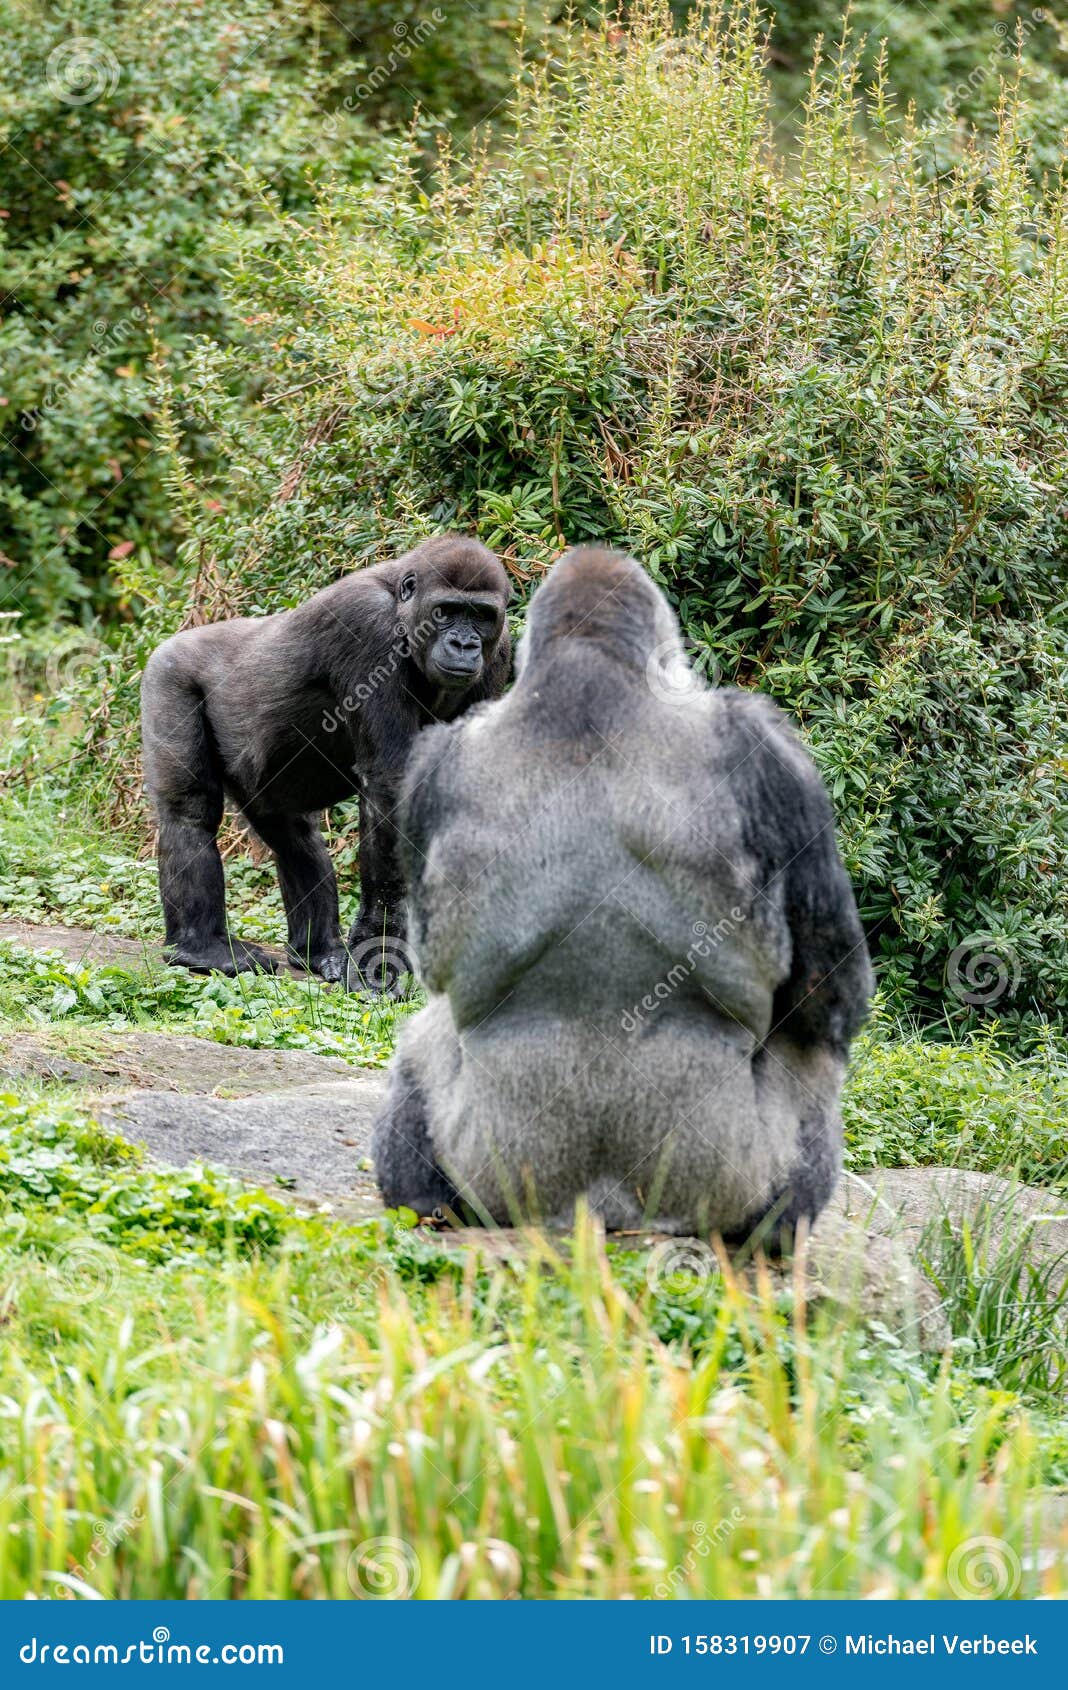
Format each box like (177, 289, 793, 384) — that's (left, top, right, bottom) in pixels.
(397, 565, 507, 693)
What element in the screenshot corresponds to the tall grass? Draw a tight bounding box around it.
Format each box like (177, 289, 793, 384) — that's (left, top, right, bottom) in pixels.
(1, 1211, 1062, 1599)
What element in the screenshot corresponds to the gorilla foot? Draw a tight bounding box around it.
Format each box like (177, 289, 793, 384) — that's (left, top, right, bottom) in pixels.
(342, 931, 417, 997)
(165, 938, 279, 977)
(286, 945, 347, 983)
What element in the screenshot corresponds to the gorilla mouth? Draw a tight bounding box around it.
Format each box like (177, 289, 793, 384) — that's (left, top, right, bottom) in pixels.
(435, 659, 482, 683)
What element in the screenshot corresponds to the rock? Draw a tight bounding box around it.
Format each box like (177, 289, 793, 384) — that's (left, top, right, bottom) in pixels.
(0, 919, 295, 977)
(99, 1075, 388, 1211)
(848, 1166, 1068, 1272)
(798, 1180, 950, 1350)
(0, 920, 157, 974)
(0, 1028, 357, 1097)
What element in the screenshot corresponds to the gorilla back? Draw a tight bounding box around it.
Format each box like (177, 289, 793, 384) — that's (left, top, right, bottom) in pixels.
(373, 547, 873, 1242)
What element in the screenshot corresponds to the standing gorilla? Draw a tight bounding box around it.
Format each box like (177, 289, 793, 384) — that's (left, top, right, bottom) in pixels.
(373, 546, 873, 1243)
(141, 535, 510, 989)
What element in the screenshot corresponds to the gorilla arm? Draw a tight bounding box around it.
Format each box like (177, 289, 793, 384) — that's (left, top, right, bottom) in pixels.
(727, 693, 874, 1056)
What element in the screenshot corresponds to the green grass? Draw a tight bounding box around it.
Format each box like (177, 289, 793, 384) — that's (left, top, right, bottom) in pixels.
(0, 940, 414, 1067)
(844, 1024, 1068, 1190)
(1, 1092, 1065, 1599)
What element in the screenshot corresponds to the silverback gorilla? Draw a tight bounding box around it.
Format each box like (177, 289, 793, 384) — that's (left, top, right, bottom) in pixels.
(141, 536, 510, 989)
(372, 546, 873, 1243)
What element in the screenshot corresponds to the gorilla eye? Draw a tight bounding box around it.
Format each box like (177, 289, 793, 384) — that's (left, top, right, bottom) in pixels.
(398, 573, 417, 602)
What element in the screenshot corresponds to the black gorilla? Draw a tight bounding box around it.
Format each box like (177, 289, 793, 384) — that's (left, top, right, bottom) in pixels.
(141, 535, 510, 989)
(372, 546, 873, 1242)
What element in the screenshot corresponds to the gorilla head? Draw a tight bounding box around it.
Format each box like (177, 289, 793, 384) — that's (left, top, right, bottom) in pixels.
(394, 536, 508, 694)
(372, 545, 873, 1244)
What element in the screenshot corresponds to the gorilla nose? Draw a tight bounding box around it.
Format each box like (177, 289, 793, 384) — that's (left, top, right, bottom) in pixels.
(444, 633, 480, 665)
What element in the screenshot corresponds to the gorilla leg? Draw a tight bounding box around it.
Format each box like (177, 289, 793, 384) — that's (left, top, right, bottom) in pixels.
(344, 780, 411, 992)
(372, 1057, 465, 1221)
(726, 1108, 840, 1259)
(145, 661, 277, 976)
(246, 811, 344, 981)
(156, 788, 277, 976)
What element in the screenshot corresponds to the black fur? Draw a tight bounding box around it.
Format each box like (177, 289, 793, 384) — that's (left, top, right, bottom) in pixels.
(141, 535, 510, 988)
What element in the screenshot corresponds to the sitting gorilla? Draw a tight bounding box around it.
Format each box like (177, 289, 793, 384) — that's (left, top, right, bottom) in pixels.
(372, 545, 873, 1243)
(141, 535, 510, 990)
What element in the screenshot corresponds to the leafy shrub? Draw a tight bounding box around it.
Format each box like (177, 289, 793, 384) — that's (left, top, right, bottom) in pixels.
(109, 1, 1068, 1024)
(0, 0, 373, 619)
(773, 3, 1068, 171)
(844, 1016, 1068, 1186)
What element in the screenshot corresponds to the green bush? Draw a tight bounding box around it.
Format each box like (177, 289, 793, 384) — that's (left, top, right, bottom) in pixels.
(772, 3, 1068, 171)
(112, 1, 1068, 1024)
(0, 0, 373, 619)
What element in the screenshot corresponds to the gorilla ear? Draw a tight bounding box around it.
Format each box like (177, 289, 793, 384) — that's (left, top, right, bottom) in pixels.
(397, 571, 417, 602)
